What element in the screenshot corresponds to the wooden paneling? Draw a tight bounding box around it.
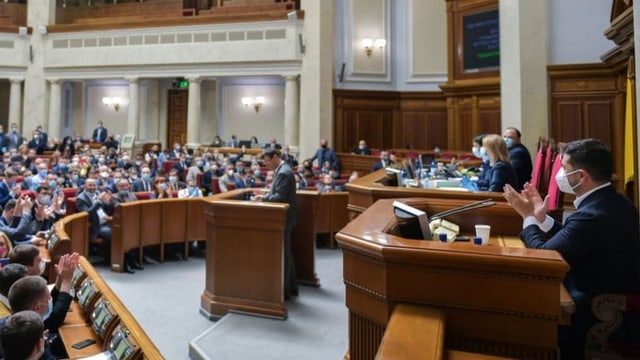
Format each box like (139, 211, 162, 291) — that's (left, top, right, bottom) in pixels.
(548, 63, 626, 188)
(334, 90, 446, 152)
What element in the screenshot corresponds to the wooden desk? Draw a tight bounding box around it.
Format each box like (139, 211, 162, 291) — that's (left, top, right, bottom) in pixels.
(57, 257, 163, 359)
(336, 198, 570, 359)
(346, 169, 508, 217)
(200, 197, 289, 319)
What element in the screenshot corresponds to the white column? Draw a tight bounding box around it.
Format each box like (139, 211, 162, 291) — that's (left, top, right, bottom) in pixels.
(186, 76, 201, 148)
(47, 79, 62, 139)
(8, 78, 23, 130)
(283, 75, 300, 151)
(127, 77, 140, 137)
(499, 0, 549, 150)
(298, 0, 334, 159)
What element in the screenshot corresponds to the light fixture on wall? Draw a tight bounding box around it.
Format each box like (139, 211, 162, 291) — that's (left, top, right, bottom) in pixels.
(362, 38, 386, 57)
(242, 96, 265, 113)
(102, 96, 128, 112)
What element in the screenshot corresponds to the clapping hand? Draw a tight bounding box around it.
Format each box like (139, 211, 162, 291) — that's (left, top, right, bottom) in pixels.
(503, 183, 548, 221)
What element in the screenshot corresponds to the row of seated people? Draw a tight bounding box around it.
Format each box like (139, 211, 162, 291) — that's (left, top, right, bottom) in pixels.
(0, 250, 161, 359)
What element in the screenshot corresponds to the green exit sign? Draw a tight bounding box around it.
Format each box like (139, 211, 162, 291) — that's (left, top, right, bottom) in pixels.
(179, 80, 189, 88)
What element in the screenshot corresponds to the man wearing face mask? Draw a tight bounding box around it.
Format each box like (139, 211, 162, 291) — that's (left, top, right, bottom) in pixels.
(91, 120, 108, 144)
(218, 164, 242, 192)
(352, 139, 372, 156)
(502, 127, 532, 189)
(308, 138, 340, 173)
(503, 139, 640, 359)
(3, 257, 77, 360)
(371, 150, 392, 172)
(27, 130, 46, 156)
(5, 123, 22, 152)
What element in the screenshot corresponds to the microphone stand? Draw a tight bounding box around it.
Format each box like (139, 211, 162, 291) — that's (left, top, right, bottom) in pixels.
(429, 199, 496, 222)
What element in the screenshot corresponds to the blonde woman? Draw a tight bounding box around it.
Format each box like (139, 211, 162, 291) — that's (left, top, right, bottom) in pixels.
(0, 232, 13, 258)
(482, 134, 519, 192)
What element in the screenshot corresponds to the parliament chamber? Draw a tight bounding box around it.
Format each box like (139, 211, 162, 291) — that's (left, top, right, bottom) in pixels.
(0, 0, 638, 359)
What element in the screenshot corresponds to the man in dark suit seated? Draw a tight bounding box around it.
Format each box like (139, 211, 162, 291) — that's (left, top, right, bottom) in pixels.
(503, 138, 640, 359)
(26, 130, 46, 156)
(352, 139, 372, 155)
(503, 127, 532, 189)
(371, 150, 392, 172)
(263, 137, 282, 150)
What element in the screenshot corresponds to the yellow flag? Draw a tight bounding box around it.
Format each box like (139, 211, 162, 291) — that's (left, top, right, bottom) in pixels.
(624, 78, 635, 184)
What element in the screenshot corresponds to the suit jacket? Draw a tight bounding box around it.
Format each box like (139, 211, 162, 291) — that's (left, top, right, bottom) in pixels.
(487, 160, 519, 192)
(132, 179, 153, 192)
(5, 130, 22, 150)
(92, 126, 108, 143)
(521, 185, 640, 297)
(508, 143, 532, 189)
(262, 161, 297, 228)
(310, 147, 340, 171)
(75, 190, 114, 240)
(27, 138, 46, 155)
(353, 147, 372, 155)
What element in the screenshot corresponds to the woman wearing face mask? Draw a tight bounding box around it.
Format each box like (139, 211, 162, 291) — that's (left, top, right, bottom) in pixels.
(481, 134, 519, 192)
(471, 134, 492, 190)
(151, 177, 173, 199)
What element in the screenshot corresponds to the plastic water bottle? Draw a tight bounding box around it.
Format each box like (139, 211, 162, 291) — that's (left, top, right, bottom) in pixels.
(430, 160, 437, 178)
(400, 168, 407, 185)
(421, 168, 430, 188)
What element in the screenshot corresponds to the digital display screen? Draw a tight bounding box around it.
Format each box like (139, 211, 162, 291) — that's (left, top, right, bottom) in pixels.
(78, 281, 96, 307)
(71, 265, 85, 287)
(47, 234, 58, 249)
(462, 8, 500, 73)
(113, 338, 130, 359)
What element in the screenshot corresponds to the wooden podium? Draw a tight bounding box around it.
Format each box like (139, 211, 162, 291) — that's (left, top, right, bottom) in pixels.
(200, 198, 290, 319)
(336, 198, 569, 359)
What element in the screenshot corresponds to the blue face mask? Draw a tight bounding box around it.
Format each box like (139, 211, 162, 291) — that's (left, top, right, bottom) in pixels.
(196, 161, 204, 168)
(39, 170, 48, 178)
(48, 180, 57, 190)
(142, 174, 151, 182)
(504, 137, 514, 149)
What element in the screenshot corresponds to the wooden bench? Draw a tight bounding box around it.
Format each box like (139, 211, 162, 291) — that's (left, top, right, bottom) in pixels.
(58, 256, 163, 359)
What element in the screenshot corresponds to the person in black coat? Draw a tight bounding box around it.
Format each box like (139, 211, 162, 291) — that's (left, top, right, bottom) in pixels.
(91, 121, 108, 144)
(503, 127, 532, 189)
(352, 139, 372, 155)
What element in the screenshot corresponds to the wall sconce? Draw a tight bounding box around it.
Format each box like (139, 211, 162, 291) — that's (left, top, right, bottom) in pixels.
(242, 96, 265, 113)
(102, 96, 128, 112)
(362, 38, 386, 57)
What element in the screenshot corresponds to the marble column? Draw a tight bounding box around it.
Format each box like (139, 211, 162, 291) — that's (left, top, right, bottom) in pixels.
(186, 76, 201, 148)
(8, 78, 23, 130)
(499, 0, 549, 150)
(47, 79, 62, 139)
(127, 77, 140, 138)
(283, 75, 300, 152)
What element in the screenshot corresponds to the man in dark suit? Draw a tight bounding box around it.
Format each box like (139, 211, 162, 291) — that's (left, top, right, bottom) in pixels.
(252, 149, 298, 299)
(26, 130, 46, 155)
(6, 123, 22, 151)
(263, 137, 282, 150)
(371, 150, 392, 172)
(132, 166, 154, 192)
(352, 139, 372, 155)
(308, 138, 340, 172)
(91, 121, 108, 144)
(503, 139, 640, 359)
(503, 127, 532, 189)
(75, 179, 115, 257)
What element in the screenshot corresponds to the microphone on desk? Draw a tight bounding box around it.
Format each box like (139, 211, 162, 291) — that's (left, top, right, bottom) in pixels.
(429, 199, 495, 222)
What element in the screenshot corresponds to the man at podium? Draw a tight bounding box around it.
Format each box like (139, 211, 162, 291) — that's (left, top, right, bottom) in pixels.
(252, 149, 299, 299)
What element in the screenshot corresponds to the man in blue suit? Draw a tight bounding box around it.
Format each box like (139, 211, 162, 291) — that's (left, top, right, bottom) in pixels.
(503, 127, 532, 189)
(503, 139, 640, 359)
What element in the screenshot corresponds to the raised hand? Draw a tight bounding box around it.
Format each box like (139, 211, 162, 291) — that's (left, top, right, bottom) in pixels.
(503, 183, 534, 219)
(521, 182, 549, 223)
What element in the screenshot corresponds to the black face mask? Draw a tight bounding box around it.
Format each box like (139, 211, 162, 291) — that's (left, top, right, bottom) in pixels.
(321, 144, 327, 149)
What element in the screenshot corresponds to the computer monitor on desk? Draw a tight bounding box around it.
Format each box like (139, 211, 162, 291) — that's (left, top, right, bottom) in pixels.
(392, 200, 432, 240)
(238, 140, 252, 148)
(383, 167, 401, 187)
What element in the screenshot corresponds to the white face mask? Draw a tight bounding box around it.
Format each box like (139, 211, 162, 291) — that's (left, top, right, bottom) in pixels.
(39, 259, 46, 275)
(472, 146, 481, 158)
(555, 168, 582, 195)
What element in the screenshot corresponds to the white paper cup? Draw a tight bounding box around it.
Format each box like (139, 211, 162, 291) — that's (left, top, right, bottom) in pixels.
(475, 225, 491, 245)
